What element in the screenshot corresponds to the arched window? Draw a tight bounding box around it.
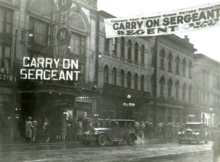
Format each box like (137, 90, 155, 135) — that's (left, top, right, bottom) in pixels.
(182, 83, 187, 101)
(127, 40, 132, 61)
(127, 71, 131, 88)
(160, 49, 165, 70)
(105, 39, 109, 53)
(159, 76, 165, 97)
(104, 65, 109, 84)
(175, 56, 180, 75)
(168, 52, 173, 72)
(141, 45, 145, 65)
(121, 70, 124, 87)
(175, 80, 180, 100)
(189, 84, 193, 101)
(188, 61, 192, 79)
(134, 73, 138, 90)
(141, 75, 145, 91)
(135, 42, 138, 63)
(113, 38, 117, 56)
(168, 78, 173, 98)
(112, 68, 117, 85)
(182, 58, 186, 77)
(121, 37, 125, 58)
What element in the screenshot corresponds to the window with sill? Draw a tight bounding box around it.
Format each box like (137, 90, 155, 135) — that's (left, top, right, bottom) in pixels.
(127, 40, 132, 61)
(160, 49, 166, 70)
(182, 83, 187, 101)
(141, 45, 145, 65)
(159, 76, 166, 97)
(188, 61, 192, 79)
(69, 32, 86, 55)
(134, 73, 138, 90)
(175, 56, 180, 75)
(141, 75, 144, 91)
(182, 58, 186, 77)
(189, 84, 192, 102)
(168, 78, 173, 98)
(29, 18, 49, 46)
(175, 80, 180, 100)
(112, 67, 117, 86)
(168, 52, 173, 72)
(105, 38, 110, 53)
(121, 70, 124, 87)
(127, 71, 131, 89)
(104, 65, 109, 84)
(134, 42, 138, 63)
(0, 8, 13, 34)
(0, 44, 11, 69)
(113, 38, 117, 56)
(121, 37, 125, 59)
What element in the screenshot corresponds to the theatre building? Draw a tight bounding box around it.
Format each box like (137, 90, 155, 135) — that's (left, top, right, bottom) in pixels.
(0, 0, 100, 143)
(193, 54, 220, 126)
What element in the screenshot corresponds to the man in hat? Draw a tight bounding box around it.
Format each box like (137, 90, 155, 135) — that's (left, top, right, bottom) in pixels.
(212, 124, 220, 162)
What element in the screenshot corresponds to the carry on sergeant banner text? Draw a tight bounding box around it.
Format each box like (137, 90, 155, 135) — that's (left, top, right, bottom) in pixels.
(104, 2, 220, 38)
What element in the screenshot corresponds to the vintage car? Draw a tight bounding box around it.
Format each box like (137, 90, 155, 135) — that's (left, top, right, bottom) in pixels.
(178, 122, 208, 144)
(82, 119, 138, 146)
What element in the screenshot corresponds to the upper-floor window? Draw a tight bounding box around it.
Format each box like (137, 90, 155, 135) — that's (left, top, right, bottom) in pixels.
(30, 18, 49, 46)
(159, 76, 165, 97)
(70, 32, 86, 55)
(121, 37, 125, 58)
(127, 40, 132, 61)
(134, 73, 138, 90)
(141, 45, 145, 65)
(182, 83, 187, 101)
(0, 44, 11, 69)
(168, 78, 173, 98)
(160, 49, 165, 70)
(112, 68, 117, 85)
(127, 71, 131, 88)
(113, 38, 117, 56)
(168, 52, 173, 72)
(0, 8, 13, 34)
(182, 58, 186, 77)
(104, 65, 109, 84)
(105, 38, 110, 53)
(121, 70, 124, 87)
(175, 80, 180, 100)
(141, 75, 144, 91)
(189, 84, 193, 102)
(175, 56, 180, 75)
(134, 42, 138, 63)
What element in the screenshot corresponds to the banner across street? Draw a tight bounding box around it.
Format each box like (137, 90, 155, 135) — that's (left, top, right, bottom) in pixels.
(104, 1, 220, 38)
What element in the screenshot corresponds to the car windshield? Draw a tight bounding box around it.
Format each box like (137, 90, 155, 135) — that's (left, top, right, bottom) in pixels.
(186, 124, 201, 129)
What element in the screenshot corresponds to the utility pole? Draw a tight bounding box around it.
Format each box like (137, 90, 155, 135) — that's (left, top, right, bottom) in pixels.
(153, 36, 158, 128)
(95, 11, 100, 86)
(50, 0, 54, 56)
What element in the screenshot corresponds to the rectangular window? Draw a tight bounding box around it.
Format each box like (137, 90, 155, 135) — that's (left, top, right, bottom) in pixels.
(70, 33, 86, 55)
(30, 18, 48, 46)
(0, 8, 13, 34)
(0, 44, 11, 69)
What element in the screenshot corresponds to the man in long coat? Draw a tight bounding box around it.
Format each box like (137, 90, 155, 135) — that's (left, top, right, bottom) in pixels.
(25, 117, 33, 143)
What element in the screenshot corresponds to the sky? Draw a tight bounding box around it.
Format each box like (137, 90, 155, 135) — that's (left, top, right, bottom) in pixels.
(98, 0, 220, 62)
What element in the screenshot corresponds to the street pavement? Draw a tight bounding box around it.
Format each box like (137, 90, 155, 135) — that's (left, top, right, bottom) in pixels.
(0, 140, 213, 162)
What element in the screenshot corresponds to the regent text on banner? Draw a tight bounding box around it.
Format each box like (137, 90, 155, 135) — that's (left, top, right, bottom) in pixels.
(104, 2, 220, 38)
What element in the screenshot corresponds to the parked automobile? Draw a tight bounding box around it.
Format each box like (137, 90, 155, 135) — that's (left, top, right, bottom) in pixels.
(82, 119, 138, 146)
(178, 122, 208, 144)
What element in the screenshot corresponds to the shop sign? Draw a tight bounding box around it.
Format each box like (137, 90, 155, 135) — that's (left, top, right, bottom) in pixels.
(58, 0, 72, 11)
(0, 68, 13, 81)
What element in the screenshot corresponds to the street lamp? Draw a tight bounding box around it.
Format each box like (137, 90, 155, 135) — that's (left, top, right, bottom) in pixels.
(123, 95, 135, 119)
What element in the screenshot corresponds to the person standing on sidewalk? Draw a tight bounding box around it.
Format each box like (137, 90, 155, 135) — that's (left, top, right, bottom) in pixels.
(43, 118, 51, 143)
(212, 125, 220, 162)
(25, 117, 33, 143)
(32, 118, 38, 143)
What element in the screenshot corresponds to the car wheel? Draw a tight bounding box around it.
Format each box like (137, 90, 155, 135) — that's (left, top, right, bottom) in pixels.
(113, 142, 119, 146)
(98, 134, 107, 146)
(178, 140, 182, 144)
(82, 141, 91, 146)
(127, 135, 135, 146)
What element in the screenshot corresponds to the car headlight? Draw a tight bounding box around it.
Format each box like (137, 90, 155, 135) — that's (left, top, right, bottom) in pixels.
(95, 131, 98, 135)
